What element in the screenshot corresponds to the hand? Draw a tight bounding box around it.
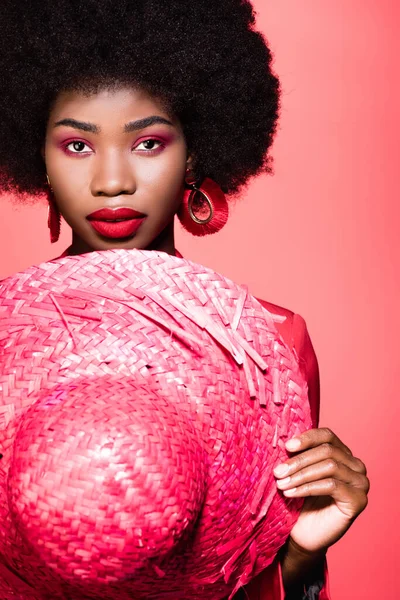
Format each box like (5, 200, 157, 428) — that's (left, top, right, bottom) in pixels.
(273, 427, 370, 555)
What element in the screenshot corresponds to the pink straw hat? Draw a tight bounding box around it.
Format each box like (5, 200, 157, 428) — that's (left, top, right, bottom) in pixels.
(0, 249, 312, 599)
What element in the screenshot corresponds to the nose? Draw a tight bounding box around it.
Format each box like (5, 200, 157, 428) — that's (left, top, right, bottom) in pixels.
(90, 151, 136, 197)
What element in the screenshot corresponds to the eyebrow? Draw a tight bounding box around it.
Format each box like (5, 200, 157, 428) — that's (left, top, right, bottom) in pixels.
(124, 116, 174, 132)
(53, 116, 174, 134)
(53, 118, 99, 133)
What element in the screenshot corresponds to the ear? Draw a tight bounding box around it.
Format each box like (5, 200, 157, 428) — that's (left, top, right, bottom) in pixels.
(186, 153, 195, 170)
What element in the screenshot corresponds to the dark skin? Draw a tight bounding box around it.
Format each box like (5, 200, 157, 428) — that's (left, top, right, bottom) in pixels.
(43, 85, 370, 594)
(274, 428, 369, 591)
(44, 86, 191, 257)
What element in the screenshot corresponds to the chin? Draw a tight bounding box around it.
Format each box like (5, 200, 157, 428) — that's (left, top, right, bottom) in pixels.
(86, 233, 143, 251)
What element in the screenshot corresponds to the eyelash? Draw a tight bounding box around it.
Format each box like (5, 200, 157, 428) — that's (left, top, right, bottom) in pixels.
(63, 138, 165, 156)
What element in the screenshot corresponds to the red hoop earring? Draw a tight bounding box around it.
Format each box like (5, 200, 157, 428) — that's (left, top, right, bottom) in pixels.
(46, 175, 61, 244)
(177, 171, 229, 237)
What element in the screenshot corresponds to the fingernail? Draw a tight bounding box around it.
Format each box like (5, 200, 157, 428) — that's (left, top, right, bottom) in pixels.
(276, 477, 291, 487)
(286, 438, 301, 451)
(274, 463, 290, 477)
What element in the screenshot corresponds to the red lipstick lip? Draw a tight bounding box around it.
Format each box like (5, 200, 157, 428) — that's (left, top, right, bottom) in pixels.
(86, 207, 146, 221)
(88, 217, 146, 239)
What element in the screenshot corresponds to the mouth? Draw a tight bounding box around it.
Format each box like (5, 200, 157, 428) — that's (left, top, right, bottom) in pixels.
(86, 207, 147, 240)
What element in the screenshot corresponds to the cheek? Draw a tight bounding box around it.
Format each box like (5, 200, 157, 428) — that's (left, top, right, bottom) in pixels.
(46, 152, 85, 205)
(49, 171, 84, 219)
(139, 153, 186, 201)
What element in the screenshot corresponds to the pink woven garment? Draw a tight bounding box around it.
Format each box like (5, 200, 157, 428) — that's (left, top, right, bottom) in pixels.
(0, 249, 312, 600)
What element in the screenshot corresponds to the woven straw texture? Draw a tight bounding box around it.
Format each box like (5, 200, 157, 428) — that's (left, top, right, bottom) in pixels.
(0, 249, 312, 599)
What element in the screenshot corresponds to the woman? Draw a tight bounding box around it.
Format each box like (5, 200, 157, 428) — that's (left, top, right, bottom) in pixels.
(0, 0, 369, 598)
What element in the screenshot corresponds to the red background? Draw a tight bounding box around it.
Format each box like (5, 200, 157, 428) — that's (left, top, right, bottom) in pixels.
(1, 1, 398, 598)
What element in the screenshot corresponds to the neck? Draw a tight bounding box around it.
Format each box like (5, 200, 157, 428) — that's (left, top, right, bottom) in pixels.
(66, 221, 177, 257)
(146, 221, 176, 255)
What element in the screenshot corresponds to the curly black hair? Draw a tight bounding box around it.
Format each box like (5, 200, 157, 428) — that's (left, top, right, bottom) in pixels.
(0, 0, 280, 200)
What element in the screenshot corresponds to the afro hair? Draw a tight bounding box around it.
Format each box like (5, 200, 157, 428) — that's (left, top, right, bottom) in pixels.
(0, 0, 280, 199)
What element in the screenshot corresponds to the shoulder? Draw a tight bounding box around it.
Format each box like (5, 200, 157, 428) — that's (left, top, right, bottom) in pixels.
(256, 297, 309, 350)
(257, 297, 320, 428)
(256, 297, 314, 358)
(256, 298, 314, 358)
(256, 298, 295, 347)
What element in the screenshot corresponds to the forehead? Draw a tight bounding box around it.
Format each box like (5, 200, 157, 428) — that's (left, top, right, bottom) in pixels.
(48, 85, 176, 127)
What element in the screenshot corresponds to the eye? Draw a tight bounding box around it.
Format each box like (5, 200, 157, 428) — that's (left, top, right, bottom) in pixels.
(66, 141, 91, 153)
(134, 139, 164, 152)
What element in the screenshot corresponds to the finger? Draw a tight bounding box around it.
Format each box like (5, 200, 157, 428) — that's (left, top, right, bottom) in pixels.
(274, 445, 362, 479)
(276, 459, 370, 493)
(351, 456, 368, 476)
(286, 428, 353, 457)
(281, 478, 369, 513)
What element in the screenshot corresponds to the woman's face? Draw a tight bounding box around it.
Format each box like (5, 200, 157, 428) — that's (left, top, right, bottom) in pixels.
(44, 85, 189, 255)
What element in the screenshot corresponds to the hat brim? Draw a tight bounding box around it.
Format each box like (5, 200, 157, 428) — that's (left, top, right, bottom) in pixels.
(0, 249, 312, 599)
